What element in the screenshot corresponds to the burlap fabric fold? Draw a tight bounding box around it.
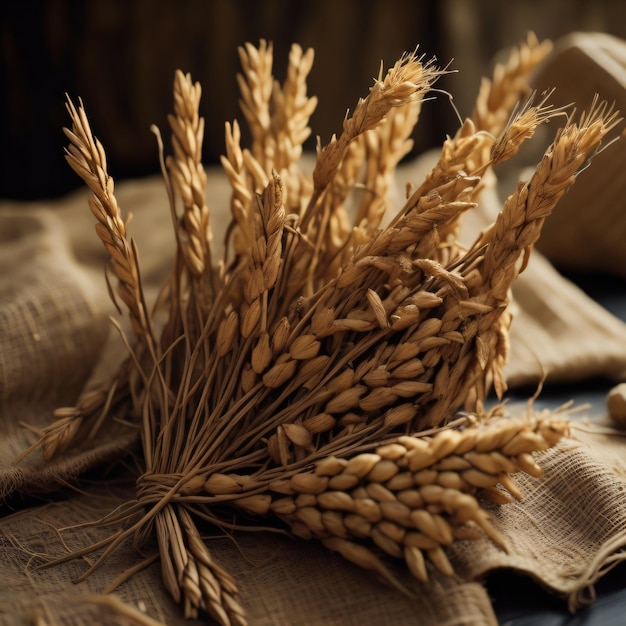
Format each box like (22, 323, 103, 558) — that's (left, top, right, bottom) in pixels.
(2, 156, 626, 624)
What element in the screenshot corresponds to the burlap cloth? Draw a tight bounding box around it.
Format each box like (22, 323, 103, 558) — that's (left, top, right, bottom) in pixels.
(4, 36, 626, 624)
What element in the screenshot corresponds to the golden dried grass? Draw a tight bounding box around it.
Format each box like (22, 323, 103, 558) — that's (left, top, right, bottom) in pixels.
(19, 35, 621, 624)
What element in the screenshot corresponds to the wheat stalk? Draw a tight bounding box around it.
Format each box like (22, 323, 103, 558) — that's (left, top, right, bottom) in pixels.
(166, 70, 217, 299)
(16, 36, 623, 625)
(472, 32, 553, 138)
(64, 98, 156, 346)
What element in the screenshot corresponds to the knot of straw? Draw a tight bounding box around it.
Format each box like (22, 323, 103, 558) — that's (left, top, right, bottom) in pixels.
(135, 472, 206, 504)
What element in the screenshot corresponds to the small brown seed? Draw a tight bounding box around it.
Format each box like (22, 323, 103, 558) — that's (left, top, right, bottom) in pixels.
(321, 510, 348, 538)
(289, 472, 329, 494)
(295, 506, 326, 535)
(380, 500, 412, 526)
(410, 509, 452, 545)
(436, 471, 468, 491)
(411, 317, 443, 342)
(514, 452, 543, 477)
(270, 497, 297, 515)
(397, 489, 424, 509)
(296, 355, 331, 390)
(322, 537, 385, 573)
(413, 469, 438, 485)
(499, 473, 524, 500)
(391, 359, 425, 378)
(452, 429, 479, 455)
(328, 472, 361, 491)
(427, 546, 454, 576)
(462, 468, 498, 489)
(269, 478, 294, 495)
(365, 482, 397, 503)
(375, 443, 407, 461)
(235, 494, 272, 515)
(501, 430, 549, 456)
(368, 459, 400, 483)
(371, 526, 403, 558)
(303, 412, 336, 434)
(404, 532, 439, 550)
(363, 366, 390, 388)
(406, 446, 435, 472)
(271, 316, 291, 355)
(404, 545, 428, 582)
(241, 298, 261, 337)
(276, 425, 291, 465)
(352, 498, 382, 523)
(282, 422, 313, 449)
(241, 364, 257, 393)
(289, 334, 321, 360)
(295, 493, 317, 508)
(344, 453, 382, 478)
(315, 456, 347, 476)
(216, 311, 239, 356)
(434, 455, 472, 471)
(251, 332, 272, 374)
(366, 288, 390, 328)
(383, 403, 417, 428)
(338, 412, 365, 425)
(263, 359, 298, 388)
(180, 474, 206, 496)
(480, 486, 514, 505)
(344, 513, 372, 537)
(317, 490, 355, 512)
(243, 267, 266, 303)
(204, 473, 243, 495)
(429, 429, 464, 460)
(310, 307, 335, 336)
(359, 387, 398, 411)
(325, 385, 366, 413)
(390, 342, 421, 362)
(378, 519, 405, 544)
(391, 381, 433, 397)
(419, 484, 445, 503)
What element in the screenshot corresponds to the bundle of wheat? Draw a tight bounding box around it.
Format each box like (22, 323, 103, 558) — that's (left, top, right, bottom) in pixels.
(19, 34, 620, 624)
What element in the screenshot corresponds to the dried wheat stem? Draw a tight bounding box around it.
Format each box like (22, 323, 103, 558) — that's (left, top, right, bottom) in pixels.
(472, 32, 553, 137)
(305, 52, 439, 227)
(220, 120, 256, 263)
(355, 98, 423, 233)
(166, 70, 216, 298)
(176, 506, 247, 625)
(240, 171, 285, 338)
(237, 40, 274, 171)
(64, 97, 155, 346)
(269, 43, 317, 213)
(477, 102, 620, 304)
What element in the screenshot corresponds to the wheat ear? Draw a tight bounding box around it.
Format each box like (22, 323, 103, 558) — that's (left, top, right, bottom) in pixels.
(198, 414, 569, 586)
(472, 32, 554, 137)
(64, 97, 155, 347)
(166, 70, 217, 299)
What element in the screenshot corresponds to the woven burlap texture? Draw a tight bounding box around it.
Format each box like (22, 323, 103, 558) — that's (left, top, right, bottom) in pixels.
(2, 159, 626, 625)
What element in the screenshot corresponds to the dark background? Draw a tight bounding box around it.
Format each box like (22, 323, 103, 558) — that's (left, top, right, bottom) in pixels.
(3, 0, 626, 200)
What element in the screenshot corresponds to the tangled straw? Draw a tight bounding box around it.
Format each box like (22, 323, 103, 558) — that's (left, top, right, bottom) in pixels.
(18, 35, 621, 624)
